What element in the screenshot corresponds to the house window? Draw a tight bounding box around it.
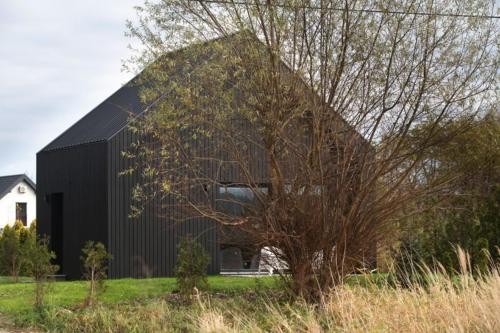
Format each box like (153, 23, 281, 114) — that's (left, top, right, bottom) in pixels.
(217, 185, 268, 216)
(284, 184, 324, 195)
(16, 202, 27, 226)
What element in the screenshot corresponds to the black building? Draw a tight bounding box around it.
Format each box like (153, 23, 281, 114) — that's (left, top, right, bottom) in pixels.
(37, 36, 252, 279)
(37, 34, 374, 279)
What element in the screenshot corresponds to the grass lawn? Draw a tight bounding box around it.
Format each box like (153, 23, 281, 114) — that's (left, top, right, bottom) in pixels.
(0, 273, 390, 329)
(0, 273, 389, 316)
(0, 272, 497, 332)
(0, 276, 32, 284)
(0, 274, 391, 315)
(0, 275, 278, 316)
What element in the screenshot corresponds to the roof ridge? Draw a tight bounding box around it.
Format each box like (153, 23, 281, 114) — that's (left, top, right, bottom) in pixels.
(39, 32, 247, 153)
(0, 173, 26, 178)
(38, 74, 140, 153)
(0, 174, 36, 200)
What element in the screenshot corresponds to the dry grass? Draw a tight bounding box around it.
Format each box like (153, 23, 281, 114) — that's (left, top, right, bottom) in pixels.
(192, 277, 499, 333)
(9, 253, 500, 332)
(36, 271, 500, 332)
(319, 273, 499, 332)
(192, 256, 500, 333)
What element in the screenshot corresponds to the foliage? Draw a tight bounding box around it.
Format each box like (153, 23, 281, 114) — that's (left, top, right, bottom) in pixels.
(125, 0, 499, 300)
(81, 241, 112, 307)
(175, 235, 210, 296)
(0, 223, 23, 281)
(0, 221, 35, 282)
(23, 236, 58, 309)
(395, 114, 500, 273)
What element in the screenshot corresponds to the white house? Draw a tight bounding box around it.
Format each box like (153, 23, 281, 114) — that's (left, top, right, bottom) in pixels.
(0, 174, 36, 230)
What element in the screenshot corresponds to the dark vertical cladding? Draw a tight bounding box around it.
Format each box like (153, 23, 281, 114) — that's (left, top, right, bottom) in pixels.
(38, 129, 221, 280)
(36, 33, 377, 281)
(37, 142, 108, 279)
(107, 129, 220, 279)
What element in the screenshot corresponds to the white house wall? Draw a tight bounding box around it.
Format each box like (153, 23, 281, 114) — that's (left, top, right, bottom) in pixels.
(0, 180, 36, 229)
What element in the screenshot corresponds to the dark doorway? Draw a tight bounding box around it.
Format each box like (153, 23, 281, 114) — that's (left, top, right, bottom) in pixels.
(221, 246, 243, 270)
(15, 202, 27, 226)
(50, 193, 64, 271)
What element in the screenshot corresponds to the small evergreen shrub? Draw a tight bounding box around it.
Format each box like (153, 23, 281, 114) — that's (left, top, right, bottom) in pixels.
(81, 241, 112, 306)
(0, 221, 35, 282)
(175, 235, 210, 296)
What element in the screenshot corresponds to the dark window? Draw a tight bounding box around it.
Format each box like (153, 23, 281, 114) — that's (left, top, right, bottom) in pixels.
(284, 184, 324, 195)
(16, 202, 27, 226)
(217, 185, 268, 216)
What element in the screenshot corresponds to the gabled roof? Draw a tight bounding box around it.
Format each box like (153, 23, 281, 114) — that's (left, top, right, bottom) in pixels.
(40, 34, 239, 153)
(0, 174, 36, 200)
(40, 32, 367, 153)
(40, 81, 144, 152)
(40, 31, 261, 154)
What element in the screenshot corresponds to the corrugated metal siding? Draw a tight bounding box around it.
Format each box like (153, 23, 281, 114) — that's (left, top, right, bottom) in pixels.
(37, 142, 108, 279)
(107, 129, 220, 278)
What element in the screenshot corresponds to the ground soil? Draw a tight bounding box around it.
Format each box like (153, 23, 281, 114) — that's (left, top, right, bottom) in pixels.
(0, 316, 35, 333)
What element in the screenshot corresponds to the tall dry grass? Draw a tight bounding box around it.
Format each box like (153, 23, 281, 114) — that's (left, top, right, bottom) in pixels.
(42, 251, 499, 332)
(192, 273, 499, 333)
(320, 272, 499, 332)
(194, 251, 500, 333)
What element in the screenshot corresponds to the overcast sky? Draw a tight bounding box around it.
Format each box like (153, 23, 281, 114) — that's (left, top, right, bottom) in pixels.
(0, 1, 141, 180)
(1, 1, 498, 182)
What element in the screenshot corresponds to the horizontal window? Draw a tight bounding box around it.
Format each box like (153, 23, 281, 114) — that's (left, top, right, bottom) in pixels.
(284, 184, 324, 195)
(217, 185, 268, 216)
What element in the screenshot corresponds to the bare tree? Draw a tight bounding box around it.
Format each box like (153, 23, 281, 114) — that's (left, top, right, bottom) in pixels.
(124, 0, 498, 300)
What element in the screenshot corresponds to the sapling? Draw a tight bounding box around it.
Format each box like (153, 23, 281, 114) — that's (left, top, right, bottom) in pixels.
(175, 235, 210, 298)
(24, 236, 58, 309)
(81, 241, 112, 306)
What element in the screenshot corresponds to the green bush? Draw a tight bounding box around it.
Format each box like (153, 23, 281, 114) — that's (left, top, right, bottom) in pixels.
(81, 241, 112, 306)
(395, 186, 499, 277)
(175, 235, 210, 296)
(395, 115, 499, 274)
(0, 221, 35, 282)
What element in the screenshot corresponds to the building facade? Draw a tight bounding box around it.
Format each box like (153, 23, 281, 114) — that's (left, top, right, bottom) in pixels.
(37, 34, 375, 279)
(0, 174, 36, 230)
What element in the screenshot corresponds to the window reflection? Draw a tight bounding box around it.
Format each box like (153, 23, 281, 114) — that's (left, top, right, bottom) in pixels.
(217, 186, 268, 216)
(284, 184, 324, 195)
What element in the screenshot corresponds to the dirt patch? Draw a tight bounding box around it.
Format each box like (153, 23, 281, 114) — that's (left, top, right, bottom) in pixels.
(0, 316, 36, 333)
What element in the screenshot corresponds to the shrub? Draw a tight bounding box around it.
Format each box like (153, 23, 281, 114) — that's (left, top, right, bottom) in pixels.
(81, 241, 112, 306)
(175, 235, 210, 297)
(395, 116, 499, 274)
(24, 236, 59, 309)
(0, 221, 33, 282)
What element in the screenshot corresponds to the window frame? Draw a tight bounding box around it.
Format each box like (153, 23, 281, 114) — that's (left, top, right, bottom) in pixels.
(15, 202, 28, 226)
(216, 183, 269, 216)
